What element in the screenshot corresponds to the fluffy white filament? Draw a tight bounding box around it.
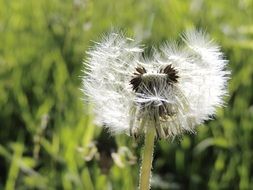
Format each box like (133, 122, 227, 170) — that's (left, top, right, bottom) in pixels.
(82, 31, 229, 138)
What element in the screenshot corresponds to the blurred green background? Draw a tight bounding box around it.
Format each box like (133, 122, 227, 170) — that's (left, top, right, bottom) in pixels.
(0, 0, 253, 189)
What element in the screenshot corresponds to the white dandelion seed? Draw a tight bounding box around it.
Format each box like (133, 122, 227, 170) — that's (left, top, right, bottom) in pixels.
(82, 30, 229, 139)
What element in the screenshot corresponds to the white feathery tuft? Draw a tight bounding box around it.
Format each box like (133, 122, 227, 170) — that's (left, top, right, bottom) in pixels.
(82, 30, 230, 138)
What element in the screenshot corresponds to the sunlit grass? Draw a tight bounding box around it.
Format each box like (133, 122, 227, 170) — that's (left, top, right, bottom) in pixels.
(0, 0, 253, 189)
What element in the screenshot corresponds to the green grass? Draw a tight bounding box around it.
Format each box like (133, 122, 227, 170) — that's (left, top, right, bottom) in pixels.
(0, 0, 253, 189)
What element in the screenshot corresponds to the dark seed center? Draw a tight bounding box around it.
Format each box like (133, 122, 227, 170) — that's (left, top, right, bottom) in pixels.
(130, 65, 179, 119)
(130, 65, 179, 92)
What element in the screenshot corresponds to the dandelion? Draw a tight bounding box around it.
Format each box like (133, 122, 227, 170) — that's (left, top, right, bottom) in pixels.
(82, 30, 229, 190)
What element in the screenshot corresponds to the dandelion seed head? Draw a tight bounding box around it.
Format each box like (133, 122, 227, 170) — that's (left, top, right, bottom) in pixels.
(82, 30, 229, 139)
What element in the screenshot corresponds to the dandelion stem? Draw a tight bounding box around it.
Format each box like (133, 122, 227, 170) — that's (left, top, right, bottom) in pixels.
(139, 126, 156, 190)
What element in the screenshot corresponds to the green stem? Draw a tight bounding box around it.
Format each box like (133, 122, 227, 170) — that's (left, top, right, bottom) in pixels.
(139, 127, 156, 190)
